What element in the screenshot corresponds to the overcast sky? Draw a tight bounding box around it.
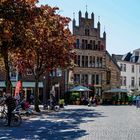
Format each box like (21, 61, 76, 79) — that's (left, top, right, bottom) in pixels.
(39, 0, 140, 55)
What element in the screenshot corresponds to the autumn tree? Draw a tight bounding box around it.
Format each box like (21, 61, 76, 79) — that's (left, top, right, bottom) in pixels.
(0, 0, 38, 93)
(11, 5, 75, 112)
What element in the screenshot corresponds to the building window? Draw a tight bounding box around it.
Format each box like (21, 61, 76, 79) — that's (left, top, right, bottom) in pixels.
(85, 74, 88, 85)
(123, 76, 126, 86)
(120, 76, 123, 85)
(89, 56, 92, 67)
(74, 74, 80, 84)
(132, 65, 134, 73)
(85, 40, 88, 49)
(82, 39, 85, 49)
(26, 69, 32, 75)
(10, 71, 17, 81)
(91, 75, 95, 85)
(81, 74, 88, 85)
(96, 57, 99, 67)
(98, 41, 101, 50)
(85, 56, 88, 67)
(77, 55, 80, 67)
(82, 56, 85, 67)
(76, 39, 80, 49)
(96, 75, 99, 85)
(131, 77, 135, 87)
(56, 69, 62, 77)
(99, 57, 102, 67)
(124, 64, 126, 72)
(81, 74, 88, 86)
(92, 56, 95, 67)
(120, 63, 123, 71)
(106, 70, 111, 84)
(93, 41, 95, 50)
(89, 40, 93, 50)
(85, 29, 90, 36)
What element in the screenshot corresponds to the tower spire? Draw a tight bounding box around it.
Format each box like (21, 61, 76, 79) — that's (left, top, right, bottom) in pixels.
(104, 26, 105, 32)
(73, 12, 76, 28)
(85, 5, 88, 18)
(73, 12, 75, 19)
(86, 5, 88, 12)
(98, 16, 100, 22)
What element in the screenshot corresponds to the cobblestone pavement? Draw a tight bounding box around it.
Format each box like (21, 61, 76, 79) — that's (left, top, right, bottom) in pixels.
(76, 105, 140, 140)
(0, 105, 140, 140)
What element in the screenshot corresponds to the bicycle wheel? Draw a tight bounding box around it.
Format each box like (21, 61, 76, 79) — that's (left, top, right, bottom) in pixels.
(11, 113, 22, 127)
(0, 111, 7, 126)
(54, 106, 60, 112)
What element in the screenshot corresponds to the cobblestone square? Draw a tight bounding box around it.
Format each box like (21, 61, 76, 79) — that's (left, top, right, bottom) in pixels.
(1, 105, 140, 140)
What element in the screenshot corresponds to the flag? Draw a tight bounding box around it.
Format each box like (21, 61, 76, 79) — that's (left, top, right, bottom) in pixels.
(14, 81, 21, 101)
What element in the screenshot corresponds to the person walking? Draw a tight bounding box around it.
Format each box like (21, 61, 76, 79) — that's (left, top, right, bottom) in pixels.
(29, 93, 34, 104)
(136, 95, 140, 108)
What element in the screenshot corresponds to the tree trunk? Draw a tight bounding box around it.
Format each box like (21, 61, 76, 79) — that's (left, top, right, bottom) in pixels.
(2, 46, 12, 94)
(34, 77, 40, 112)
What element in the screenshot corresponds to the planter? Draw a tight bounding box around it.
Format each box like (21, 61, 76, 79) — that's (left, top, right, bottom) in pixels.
(59, 104, 64, 108)
(72, 101, 76, 105)
(125, 102, 128, 105)
(112, 101, 115, 105)
(121, 102, 124, 105)
(117, 101, 120, 105)
(76, 100, 80, 105)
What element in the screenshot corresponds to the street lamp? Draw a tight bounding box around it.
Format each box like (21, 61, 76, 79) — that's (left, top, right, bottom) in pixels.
(43, 75, 47, 106)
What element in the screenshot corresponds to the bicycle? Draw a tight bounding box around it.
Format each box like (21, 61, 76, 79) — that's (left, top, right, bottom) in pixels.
(44, 100, 60, 112)
(0, 105, 22, 127)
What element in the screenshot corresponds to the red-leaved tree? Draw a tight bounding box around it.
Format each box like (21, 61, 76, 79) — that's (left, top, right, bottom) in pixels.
(11, 5, 75, 112)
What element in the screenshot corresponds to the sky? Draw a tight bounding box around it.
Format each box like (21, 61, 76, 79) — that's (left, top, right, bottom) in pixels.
(39, 0, 140, 55)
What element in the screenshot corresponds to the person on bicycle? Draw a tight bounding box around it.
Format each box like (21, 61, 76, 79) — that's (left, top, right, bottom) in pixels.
(1, 93, 16, 126)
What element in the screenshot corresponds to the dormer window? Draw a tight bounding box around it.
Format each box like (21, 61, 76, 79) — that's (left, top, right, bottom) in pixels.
(85, 29, 90, 36)
(10, 71, 18, 81)
(27, 69, 32, 75)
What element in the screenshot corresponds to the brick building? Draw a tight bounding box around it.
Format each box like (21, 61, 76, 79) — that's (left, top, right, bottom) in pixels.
(67, 11, 121, 98)
(0, 11, 121, 102)
(0, 68, 64, 103)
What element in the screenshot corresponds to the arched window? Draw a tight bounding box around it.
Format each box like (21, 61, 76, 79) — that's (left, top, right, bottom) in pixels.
(85, 29, 90, 36)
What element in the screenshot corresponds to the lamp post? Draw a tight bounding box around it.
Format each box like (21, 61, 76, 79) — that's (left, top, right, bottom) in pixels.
(43, 75, 47, 106)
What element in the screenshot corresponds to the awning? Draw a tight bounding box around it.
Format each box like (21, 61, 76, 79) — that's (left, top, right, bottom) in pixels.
(0, 81, 43, 88)
(104, 88, 128, 93)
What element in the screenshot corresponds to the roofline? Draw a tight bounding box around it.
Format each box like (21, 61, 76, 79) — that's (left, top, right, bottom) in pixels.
(106, 51, 121, 71)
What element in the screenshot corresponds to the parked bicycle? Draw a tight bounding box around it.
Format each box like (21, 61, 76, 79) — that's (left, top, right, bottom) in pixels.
(0, 105, 22, 127)
(43, 100, 60, 112)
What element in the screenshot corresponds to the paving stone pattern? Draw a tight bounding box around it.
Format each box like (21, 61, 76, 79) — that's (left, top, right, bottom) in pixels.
(76, 105, 140, 140)
(0, 105, 140, 140)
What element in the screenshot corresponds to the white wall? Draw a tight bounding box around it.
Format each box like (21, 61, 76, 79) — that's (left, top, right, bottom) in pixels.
(118, 61, 140, 92)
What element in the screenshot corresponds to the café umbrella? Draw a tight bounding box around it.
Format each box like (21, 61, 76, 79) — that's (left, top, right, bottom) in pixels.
(70, 85, 92, 92)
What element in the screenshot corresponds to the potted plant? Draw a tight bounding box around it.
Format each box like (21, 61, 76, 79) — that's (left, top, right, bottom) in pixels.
(59, 99, 65, 108)
(76, 98, 80, 105)
(70, 92, 80, 105)
(117, 99, 120, 105)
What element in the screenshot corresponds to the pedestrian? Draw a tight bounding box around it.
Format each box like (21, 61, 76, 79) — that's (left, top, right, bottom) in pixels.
(136, 95, 140, 108)
(29, 93, 34, 104)
(88, 97, 93, 106)
(14, 92, 20, 105)
(1, 93, 16, 126)
(93, 96, 97, 106)
(50, 93, 56, 109)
